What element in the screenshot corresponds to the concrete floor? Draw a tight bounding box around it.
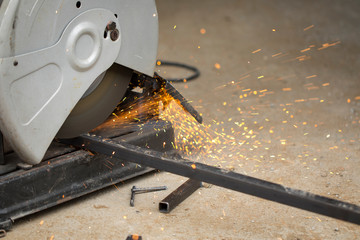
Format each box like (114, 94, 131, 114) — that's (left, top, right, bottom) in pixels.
(7, 0, 360, 239)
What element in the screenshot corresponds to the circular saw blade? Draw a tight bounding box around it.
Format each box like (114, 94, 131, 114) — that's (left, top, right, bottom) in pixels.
(56, 64, 132, 139)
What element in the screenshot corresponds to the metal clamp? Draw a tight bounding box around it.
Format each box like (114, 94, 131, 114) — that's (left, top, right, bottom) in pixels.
(130, 185, 167, 207)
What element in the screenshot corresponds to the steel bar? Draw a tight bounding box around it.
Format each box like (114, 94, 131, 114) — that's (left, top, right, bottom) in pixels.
(159, 179, 202, 213)
(66, 134, 360, 225)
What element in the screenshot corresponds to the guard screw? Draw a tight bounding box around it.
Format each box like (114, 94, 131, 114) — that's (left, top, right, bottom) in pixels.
(110, 29, 119, 41)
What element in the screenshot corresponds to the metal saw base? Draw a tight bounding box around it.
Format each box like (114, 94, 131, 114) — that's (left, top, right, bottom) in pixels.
(0, 120, 175, 231)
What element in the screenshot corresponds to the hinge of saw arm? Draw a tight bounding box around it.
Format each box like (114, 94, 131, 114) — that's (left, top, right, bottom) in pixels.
(0, 131, 4, 165)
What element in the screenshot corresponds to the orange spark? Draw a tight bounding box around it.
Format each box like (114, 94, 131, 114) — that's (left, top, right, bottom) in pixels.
(300, 48, 311, 53)
(272, 52, 282, 57)
(307, 86, 319, 90)
(252, 49, 262, 54)
(306, 75, 317, 79)
(303, 25, 314, 31)
(239, 74, 250, 81)
(296, 55, 310, 61)
(318, 41, 341, 50)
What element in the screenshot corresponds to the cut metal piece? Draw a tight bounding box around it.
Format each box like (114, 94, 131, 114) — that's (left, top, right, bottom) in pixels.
(130, 73, 203, 124)
(164, 81, 203, 124)
(159, 179, 202, 213)
(56, 64, 132, 138)
(65, 134, 360, 225)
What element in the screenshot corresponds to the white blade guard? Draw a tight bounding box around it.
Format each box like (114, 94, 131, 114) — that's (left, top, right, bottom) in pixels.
(0, 0, 158, 164)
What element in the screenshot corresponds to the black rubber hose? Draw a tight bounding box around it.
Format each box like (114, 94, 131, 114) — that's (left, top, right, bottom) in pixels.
(156, 60, 200, 83)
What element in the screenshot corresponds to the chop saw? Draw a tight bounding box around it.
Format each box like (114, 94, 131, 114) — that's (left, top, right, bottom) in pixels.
(0, 0, 159, 164)
(1, 0, 360, 235)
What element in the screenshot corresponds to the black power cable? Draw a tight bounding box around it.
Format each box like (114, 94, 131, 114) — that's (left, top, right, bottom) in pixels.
(156, 60, 200, 83)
